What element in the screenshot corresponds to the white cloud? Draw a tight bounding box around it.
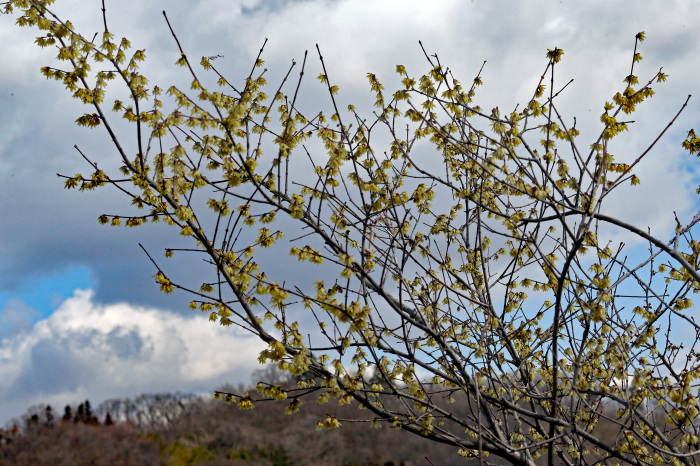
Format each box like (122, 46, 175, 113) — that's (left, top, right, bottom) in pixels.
(0, 289, 266, 426)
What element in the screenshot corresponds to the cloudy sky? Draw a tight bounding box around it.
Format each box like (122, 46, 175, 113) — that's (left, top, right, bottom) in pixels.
(0, 0, 699, 425)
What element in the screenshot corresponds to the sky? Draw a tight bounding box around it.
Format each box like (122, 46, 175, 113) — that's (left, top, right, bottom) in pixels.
(1, 0, 699, 426)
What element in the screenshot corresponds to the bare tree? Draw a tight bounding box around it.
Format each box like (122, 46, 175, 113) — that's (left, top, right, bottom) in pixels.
(5, 1, 700, 464)
(95, 393, 197, 430)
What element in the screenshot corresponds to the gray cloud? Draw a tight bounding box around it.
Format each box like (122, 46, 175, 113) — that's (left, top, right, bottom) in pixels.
(2, 0, 698, 310)
(1, 0, 699, 424)
(11, 338, 85, 396)
(105, 327, 145, 359)
(0, 300, 41, 341)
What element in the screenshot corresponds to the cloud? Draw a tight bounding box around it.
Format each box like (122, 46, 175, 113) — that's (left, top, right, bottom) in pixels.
(0, 289, 266, 426)
(0, 299, 41, 341)
(0, 1, 699, 425)
(1, 0, 698, 312)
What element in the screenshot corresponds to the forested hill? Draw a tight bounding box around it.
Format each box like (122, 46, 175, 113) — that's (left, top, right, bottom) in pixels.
(1, 382, 462, 465)
(1, 368, 669, 465)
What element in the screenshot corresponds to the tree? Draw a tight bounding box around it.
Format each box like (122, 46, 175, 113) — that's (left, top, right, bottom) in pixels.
(61, 405, 71, 424)
(4, 1, 700, 464)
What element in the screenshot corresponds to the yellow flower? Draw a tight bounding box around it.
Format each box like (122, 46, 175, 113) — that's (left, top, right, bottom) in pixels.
(317, 415, 341, 430)
(237, 395, 254, 410)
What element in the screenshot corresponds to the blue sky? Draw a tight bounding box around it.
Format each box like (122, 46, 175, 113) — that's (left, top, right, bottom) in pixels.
(0, 265, 93, 318)
(1, 0, 699, 426)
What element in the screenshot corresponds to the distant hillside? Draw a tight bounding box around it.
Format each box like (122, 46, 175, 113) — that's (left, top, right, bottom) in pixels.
(1, 379, 464, 465)
(3, 367, 679, 465)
